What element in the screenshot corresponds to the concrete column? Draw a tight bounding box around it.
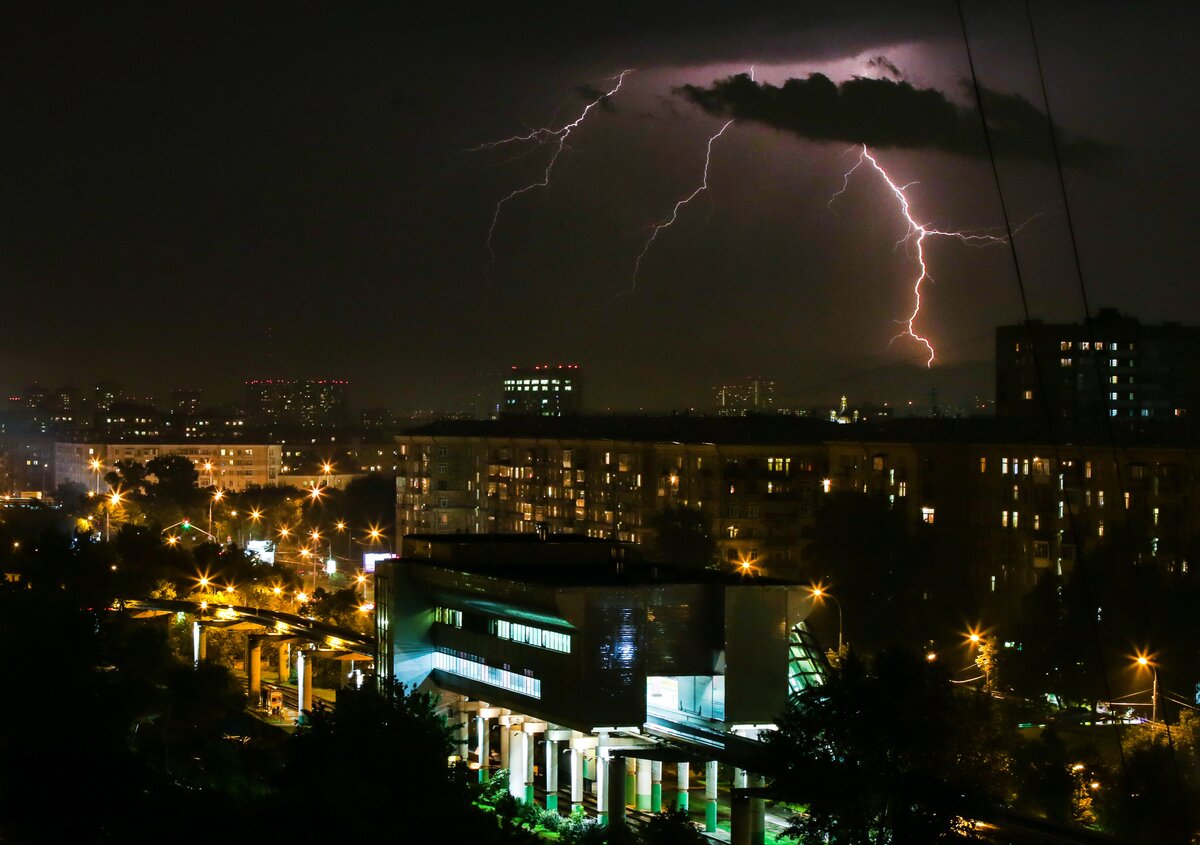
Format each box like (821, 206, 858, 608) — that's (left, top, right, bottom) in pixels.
(524, 733, 535, 804)
(750, 774, 766, 845)
(606, 755, 627, 829)
(298, 650, 313, 713)
(676, 761, 690, 811)
(570, 747, 584, 812)
(651, 760, 663, 812)
(596, 734, 609, 826)
(705, 760, 719, 832)
(625, 756, 637, 807)
(730, 774, 767, 845)
(509, 730, 527, 801)
(636, 758, 653, 810)
(476, 715, 490, 782)
(499, 723, 511, 770)
(731, 789, 750, 845)
(246, 638, 262, 706)
(734, 766, 748, 789)
(277, 642, 289, 681)
(545, 740, 559, 812)
(192, 622, 206, 666)
(455, 700, 469, 762)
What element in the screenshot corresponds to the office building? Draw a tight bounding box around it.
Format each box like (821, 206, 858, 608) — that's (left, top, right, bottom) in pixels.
(501, 365, 581, 417)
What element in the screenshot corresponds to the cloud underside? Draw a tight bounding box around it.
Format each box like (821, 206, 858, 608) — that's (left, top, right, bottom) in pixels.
(678, 73, 1107, 167)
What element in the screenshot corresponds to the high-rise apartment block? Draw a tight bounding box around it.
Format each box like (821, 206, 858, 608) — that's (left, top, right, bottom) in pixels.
(244, 379, 350, 428)
(501, 365, 581, 417)
(996, 309, 1200, 422)
(715, 377, 775, 416)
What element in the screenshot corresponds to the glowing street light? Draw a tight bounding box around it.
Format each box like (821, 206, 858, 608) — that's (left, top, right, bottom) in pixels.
(166, 535, 179, 547)
(809, 584, 844, 653)
(208, 489, 224, 535)
(88, 457, 103, 495)
(105, 489, 124, 541)
(1134, 651, 1161, 723)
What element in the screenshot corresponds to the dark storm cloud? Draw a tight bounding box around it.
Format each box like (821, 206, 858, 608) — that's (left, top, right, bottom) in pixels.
(866, 55, 902, 78)
(678, 73, 1109, 167)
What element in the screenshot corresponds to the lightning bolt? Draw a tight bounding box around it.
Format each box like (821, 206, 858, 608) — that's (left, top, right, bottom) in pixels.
(829, 144, 1009, 367)
(627, 119, 735, 289)
(478, 69, 634, 260)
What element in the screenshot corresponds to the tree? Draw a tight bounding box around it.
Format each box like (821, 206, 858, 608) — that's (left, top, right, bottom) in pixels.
(145, 453, 202, 509)
(648, 506, 716, 569)
(767, 648, 1012, 844)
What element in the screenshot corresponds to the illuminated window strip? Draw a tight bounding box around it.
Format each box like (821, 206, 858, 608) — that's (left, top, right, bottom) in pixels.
(434, 607, 462, 628)
(432, 651, 541, 699)
(494, 619, 571, 653)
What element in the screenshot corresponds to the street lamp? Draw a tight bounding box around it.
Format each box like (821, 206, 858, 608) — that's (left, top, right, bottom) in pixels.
(249, 509, 262, 541)
(208, 489, 224, 535)
(203, 461, 215, 488)
(105, 489, 124, 541)
(809, 584, 844, 653)
(1135, 652, 1160, 724)
(335, 520, 350, 561)
(88, 457, 103, 495)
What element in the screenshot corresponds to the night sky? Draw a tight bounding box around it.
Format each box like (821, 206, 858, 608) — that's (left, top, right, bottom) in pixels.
(4, 3, 1195, 412)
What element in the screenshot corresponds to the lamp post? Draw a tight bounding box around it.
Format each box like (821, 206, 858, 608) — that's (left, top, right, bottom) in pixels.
(208, 489, 224, 536)
(810, 585, 844, 653)
(335, 520, 350, 562)
(1136, 654, 1160, 724)
(105, 490, 123, 542)
(249, 509, 262, 542)
(89, 457, 103, 496)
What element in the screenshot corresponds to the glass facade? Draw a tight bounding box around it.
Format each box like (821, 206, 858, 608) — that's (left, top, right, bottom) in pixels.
(433, 650, 541, 699)
(787, 623, 826, 697)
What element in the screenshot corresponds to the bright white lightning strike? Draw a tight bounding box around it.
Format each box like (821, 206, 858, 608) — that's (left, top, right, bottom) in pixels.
(830, 144, 1008, 367)
(629, 119, 735, 288)
(479, 69, 633, 259)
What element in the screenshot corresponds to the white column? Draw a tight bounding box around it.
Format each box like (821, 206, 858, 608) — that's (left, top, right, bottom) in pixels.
(192, 622, 205, 666)
(705, 760, 719, 832)
(455, 700, 469, 761)
(545, 740, 560, 812)
(676, 761, 690, 811)
(499, 722, 511, 769)
(636, 758, 653, 810)
(596, 733, 609, 824)
(570, 747, 584, 811)
(298, 650, 313, 713)
(509, 730, 527, 801)
(476, 715, 490, 781)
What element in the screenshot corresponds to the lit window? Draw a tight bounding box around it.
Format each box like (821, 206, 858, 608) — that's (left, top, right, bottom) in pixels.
(979, 457, 987, 473)
(1001, 511, 1009, 528)
(1098, 520, 1105, 538)
(920, 507, 935, 524)
(1023, 389, 1033, 400)
(897, 481, 907, 497)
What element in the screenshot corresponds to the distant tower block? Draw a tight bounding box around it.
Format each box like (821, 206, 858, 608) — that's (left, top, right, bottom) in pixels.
(501, 364, 581, 417)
